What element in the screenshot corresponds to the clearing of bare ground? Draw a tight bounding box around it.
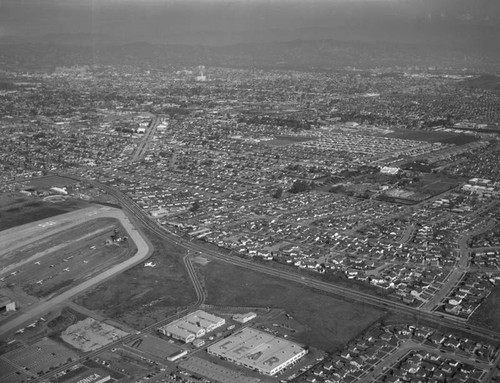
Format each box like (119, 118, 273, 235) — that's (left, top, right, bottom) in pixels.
(74, 231, 196, 329)
(194, 260, 384, 353)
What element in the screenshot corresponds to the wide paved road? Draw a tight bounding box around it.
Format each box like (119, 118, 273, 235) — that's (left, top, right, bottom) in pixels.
(130, 116, 161, 163)
(58, 174, 500, 343)
(0, 206, 153, 337)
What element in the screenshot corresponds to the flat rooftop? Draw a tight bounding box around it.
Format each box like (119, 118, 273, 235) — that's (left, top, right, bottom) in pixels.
(207, 327, 306, 375)
(180, 357, 260, 383)
(167, 310, 224, 330)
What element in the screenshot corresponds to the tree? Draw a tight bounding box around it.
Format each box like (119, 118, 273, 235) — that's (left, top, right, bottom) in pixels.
(289, 180, 310, 194)
(272, 187, 283, 199)
(190, 200, 201, 212)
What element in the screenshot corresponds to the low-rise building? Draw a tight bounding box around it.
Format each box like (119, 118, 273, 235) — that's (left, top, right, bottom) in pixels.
(158, 310, 225, 343)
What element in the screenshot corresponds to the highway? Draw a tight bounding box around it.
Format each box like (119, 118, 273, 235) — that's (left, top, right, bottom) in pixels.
(23, 173, 499, 383)
(130, 117, 161, 163)
(58, 174, 500, 344)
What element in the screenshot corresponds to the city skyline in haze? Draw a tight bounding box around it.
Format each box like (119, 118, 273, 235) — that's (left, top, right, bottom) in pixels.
(1, 0, 499, 48)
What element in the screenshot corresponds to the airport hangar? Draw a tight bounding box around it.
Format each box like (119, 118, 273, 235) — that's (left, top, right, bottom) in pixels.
(0, 296, 16, 313)
(158, 310, 225, 343)
(207, 327, 307, 376)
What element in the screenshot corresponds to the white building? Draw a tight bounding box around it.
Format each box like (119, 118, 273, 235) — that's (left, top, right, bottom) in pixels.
(158, 310, 225, 343)
(208, 327, 307, 376)
(0, 296, 15, 312)
(232, 312, 257, 324)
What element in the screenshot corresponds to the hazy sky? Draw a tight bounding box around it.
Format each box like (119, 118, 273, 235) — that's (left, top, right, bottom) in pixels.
(1, 0, 499, 45)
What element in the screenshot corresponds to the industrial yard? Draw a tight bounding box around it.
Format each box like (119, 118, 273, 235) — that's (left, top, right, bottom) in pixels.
(61, 317, 129, 352)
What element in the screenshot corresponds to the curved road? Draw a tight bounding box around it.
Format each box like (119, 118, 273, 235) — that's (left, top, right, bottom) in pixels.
(183, 253, 206, 306)
(0, 206, 153, 336)
(56, 174, 500, 344)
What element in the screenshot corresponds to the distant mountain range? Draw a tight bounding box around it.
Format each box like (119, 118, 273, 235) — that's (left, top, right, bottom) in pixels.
(1, 17, 499, 50)
(1, 37, 499, 73)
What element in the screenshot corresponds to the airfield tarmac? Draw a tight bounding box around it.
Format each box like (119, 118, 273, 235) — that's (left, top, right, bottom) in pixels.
(0, 205, 152, 337)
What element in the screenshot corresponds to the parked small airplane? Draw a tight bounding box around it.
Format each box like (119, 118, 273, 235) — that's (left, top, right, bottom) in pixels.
(34, 261, 41, 265)
(144, 262, 156, 267)
(63, 268, 70, 272)
(36, 280, 43, 285)
(15, 328, 25, 334)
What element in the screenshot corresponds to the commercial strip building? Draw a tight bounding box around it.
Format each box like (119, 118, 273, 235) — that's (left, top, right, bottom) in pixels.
(207, 327, 307, 376)
(66, 368, 111, 383)
(158, 310, 225, 343)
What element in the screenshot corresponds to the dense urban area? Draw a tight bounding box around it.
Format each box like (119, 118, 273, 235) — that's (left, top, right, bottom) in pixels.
(1, 59, 500, 383)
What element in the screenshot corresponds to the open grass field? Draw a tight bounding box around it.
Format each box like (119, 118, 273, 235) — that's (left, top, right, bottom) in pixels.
(417, 173, 460, 194)
(0, 194, 91, 232)
(384, 129, 479, 145)
(47, 307, 87, 336)
(469, 284, 500, 333)
(75, 227, 196, 329)
(195, 260, 384, 353)
(0, 218, 134, 300)
(378, 172, 460, 203)
(24, 175, 80, 189)
(265, 135, 317, 146)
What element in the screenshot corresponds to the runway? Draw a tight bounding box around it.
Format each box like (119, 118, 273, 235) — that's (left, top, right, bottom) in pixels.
(0, 206, 153, 337)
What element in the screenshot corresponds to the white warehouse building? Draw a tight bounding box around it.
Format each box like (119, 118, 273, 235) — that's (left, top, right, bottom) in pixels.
(207, 327, 307, 376)
(158, 310, 225, 343)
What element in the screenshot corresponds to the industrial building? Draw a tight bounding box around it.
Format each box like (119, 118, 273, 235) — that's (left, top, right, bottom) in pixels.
(207, 327, 307, 376)
(0, 295, 15, 313)
(167, 350, 188, 362)
(232, 312, 257, 324)
(158, 310, 225, 343)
